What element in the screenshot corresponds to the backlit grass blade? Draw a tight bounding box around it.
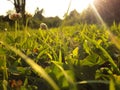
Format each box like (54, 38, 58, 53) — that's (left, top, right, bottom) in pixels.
(109, 78, 115, 90)
(108, 31, 120, 50)
(51, 61, 77, 90)
(76, 80, 109, 85)
(0, 41, 60, 90)
(83, 34, 120, 74)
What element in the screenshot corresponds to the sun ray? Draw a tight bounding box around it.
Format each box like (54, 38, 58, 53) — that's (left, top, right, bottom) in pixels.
(90, 1, 120, 49)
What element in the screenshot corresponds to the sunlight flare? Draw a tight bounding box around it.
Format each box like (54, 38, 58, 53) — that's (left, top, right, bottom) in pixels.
(90, 0, 120, 49)
(70, 0, 95, 13)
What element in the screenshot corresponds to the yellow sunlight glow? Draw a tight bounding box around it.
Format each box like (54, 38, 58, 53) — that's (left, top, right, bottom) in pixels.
(70, 0, 94, 13)
(90, 0, 120, 49)
(0, 0, 94, 19)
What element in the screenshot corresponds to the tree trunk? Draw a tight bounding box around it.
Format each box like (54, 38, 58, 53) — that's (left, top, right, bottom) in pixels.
(14, 0, 26, 26)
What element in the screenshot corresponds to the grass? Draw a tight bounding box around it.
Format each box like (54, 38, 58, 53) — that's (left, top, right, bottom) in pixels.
(0, 24, 120, 90)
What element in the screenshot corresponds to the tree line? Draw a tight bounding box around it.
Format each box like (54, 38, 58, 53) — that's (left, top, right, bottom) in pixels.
(65, 0, 120, 26)
(0, 0, 120, 30)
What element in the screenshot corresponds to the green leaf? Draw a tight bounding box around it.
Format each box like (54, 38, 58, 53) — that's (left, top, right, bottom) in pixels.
(0, 55, 6, 67)
(59, 50, 62, 62)
(24, 78, 28, 86)
(46, 52, 53, 60)
(72, 47, 79, 58)
(80, 53, 105, 66)
(109, 78, 115, 90)
(0, 59, 4, 67)
(97, 39, 102, 46)
(83, 40, 91, 55)
(0, 47, 6, 55)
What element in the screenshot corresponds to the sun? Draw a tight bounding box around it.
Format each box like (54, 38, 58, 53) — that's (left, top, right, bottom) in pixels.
(71, 0, 94, 13)
(89, 0, 95, 4)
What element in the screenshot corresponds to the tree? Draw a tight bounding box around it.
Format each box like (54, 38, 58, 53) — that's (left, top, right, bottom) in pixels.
(79, 5, 98, 24)
(43, 16, 62, 28)
(34, 8, 44, 20)
(64, 9, 81, 26)
(28, 8, 45, 29)
(94, 0, 120, 25)
(8, 0, 26, 25)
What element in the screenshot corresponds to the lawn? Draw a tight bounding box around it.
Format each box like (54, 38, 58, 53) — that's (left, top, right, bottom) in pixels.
(0, 24, 120, 90)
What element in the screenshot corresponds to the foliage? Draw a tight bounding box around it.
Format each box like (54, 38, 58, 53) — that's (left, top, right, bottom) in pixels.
(0, 23, 120, 90)
(94, 0, 120, 25)
(64, 9, 81, 26)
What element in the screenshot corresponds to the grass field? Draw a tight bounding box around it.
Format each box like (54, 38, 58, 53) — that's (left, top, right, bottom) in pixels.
(0, 24, 120, 90)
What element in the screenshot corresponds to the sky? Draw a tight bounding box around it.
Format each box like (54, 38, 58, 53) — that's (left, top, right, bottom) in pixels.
(0, 0, 94, 19)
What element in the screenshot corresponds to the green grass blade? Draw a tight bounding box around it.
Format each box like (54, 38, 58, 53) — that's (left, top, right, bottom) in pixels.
(76, 80, 109, 85)
(109, 78, 115, 90)
(0, 41, 60, 90)
(83, 34, 120, 74)
(52, 61, 77, 90)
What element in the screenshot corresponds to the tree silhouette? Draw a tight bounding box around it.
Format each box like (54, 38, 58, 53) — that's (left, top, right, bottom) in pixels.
(8, 0, 26, 25)
(94, 0, 120, 25)
(34, 8, 44, 20)
(64, 9, 81, 25)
